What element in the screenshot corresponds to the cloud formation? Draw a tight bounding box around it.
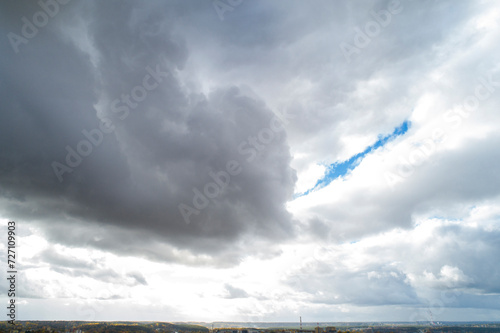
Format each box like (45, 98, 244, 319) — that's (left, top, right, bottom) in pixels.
(0, 0, 296, 266)
(1, 0, 500, 322)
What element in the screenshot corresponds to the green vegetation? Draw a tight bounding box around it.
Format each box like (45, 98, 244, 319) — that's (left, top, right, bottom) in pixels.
(0, 321, 210, 333)
(1, 321, 500, 333)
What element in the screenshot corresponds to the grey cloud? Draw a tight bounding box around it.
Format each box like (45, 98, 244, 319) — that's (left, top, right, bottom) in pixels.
(51, 266, 118, 282)
(49, 265, 147, 288)
(31, 246, 149, 286)
(0, 0, 485, 268)
(408, 223, 500, 295)
(182, 0, 477, 164)
(289, 218, 500, 310)
(0, 0, 296, 265)
(35, 247, 96, 270)
(96, 294, 125, 301)
(288, 263, 419, 306)
(17, 273, 73, 299)
(127, 272, 148, 286)
(224, 284, 250, 299)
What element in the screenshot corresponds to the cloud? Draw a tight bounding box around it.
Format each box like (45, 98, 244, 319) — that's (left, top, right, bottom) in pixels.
(0, 0, 296, 266)
(223, 284, 250, 299)
(127, 272, 148, 286)
(26, 245, 148, 287)
(36, 247, 96, 270)
(288, 260, 419, 307)
(292, 126, 500, 243)
(286, 208, 500, 311)
(1, 0, 500, 321)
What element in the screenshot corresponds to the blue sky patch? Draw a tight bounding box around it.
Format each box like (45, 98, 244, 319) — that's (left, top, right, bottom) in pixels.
(297, 120, 411, 197)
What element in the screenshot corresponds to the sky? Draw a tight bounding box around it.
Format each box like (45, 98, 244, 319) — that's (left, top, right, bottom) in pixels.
(1, 0, 500, 323)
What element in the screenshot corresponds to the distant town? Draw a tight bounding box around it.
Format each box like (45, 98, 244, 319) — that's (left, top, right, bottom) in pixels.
(2, 321, 500, 333)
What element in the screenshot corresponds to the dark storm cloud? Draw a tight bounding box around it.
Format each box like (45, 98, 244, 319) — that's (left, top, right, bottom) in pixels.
(0, 0, 296, 265)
